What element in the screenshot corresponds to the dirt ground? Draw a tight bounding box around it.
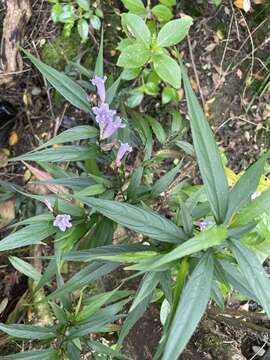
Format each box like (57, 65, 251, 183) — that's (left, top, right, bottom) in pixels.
(0, 0, 270, 358)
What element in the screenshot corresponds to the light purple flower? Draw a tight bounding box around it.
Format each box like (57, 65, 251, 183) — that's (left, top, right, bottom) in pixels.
(198, 220, 210, 231)
(91, 76, 107, 103)
(116, 142, 132, 166)
(53, 214, 72, 232)
(92, 104, 125, 140)
(102, 116, 125, 140)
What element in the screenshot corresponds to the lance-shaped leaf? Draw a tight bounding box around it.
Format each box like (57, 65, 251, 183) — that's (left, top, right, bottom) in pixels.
(230, 240, 270, 317)
(226, 150, 270, 222)
(180, 60, 229, 223)
(10, 145, 98, 163)
(88, 341, 130, 360)
(0, 223, 56, 252)
(162, 252, 214, 360)
(76, 196, 187, 243)
(9, 256, 41, 281)
(151, 162, 181, 198)
(0, 323, 57, 340)
(127, 225, 227, 271)
(0, 350, 58, 360)
(232, 187, 270, 226)
(33, 125, 98, 152)
(22, 49, 91, 112)
(47, 261, 119, 300)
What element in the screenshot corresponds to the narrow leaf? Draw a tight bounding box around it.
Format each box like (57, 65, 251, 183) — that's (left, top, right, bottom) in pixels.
(162, 252, 213, 360)
(9, 256, 41, 281)
(0, 323, 57, 340)
(94, 31, 104, 77)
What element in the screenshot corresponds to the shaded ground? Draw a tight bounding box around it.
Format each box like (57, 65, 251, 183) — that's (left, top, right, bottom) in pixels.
(0, 0, 270, 358)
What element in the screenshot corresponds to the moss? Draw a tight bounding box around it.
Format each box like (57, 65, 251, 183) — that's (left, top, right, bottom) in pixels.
(40, 31, 95, 71)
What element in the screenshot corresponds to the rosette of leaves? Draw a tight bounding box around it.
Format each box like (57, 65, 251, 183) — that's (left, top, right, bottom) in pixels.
(117, 1, 193, 107)
(50, 0, 103, 42)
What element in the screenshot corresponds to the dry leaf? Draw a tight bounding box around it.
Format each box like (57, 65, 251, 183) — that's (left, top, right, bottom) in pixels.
(9, 131, 18, 146)
(234, 0, 251, 12)
(23, 162, 69, 195)
(0, 199, 15, 229)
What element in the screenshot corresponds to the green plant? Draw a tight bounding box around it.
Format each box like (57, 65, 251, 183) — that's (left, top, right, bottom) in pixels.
(50, 0, 103, 42)
(1, 28, 270, 360)
(117, 0, 193, 107)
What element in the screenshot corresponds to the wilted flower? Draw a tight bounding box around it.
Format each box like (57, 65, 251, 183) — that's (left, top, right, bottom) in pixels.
(92, 104, 125, 140)
(116, 142, 132, 166)
(53, 214, 72, 232)
(91, 75, 107, 103)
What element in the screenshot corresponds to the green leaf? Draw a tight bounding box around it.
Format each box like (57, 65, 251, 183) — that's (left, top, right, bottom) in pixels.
(126, 91, 144, 108)
(157, 17, 193, 48)
(94, 31, 103, 77)
(22, 50, 91, 112)
(162, 86, 177, 104)
(230, 240, 270, 317)
(122, 67, 141, 80)
(106, 73, 122, 105)
(151, 163, 181, 198)
(122, 13, 151, 47)
(88, 341, 130, 360)
(9, 256, 41, 281)
(160, 0, 176, 6)
(51, 3, 63, 22)
(146, 115, 166, 144)
(77, 0, 90, 11)
(121, 0, 146, 14)
(128, 225, 227, 271)
(0, 224, 56, 252)
(76, 196, 187, 243)
(77, 18, 89, 41)
(90, 15, 101, 30)
(47, 262, 119, 300)
(180, 60, 229, 223)
(10, 145, 98, 162)
(175, 140, 195, 157)
(130, 272, 161, 311)
(226, 151, 270, 222)
(232, 187, 270, 226)
(0, 350, 58, 360)
(34, 126, 98, 151)
(153, 54, 181, 88)
(152, 4, 173, 22)
(162, 252, 213, 360)
(117, 43, 150, 68)
(127, 166, 144, 200)
(75, 184, 106, 196)
(0, 323, 57, 340)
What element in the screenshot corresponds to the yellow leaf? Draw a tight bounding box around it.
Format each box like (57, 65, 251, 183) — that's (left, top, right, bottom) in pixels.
(234, 0, 251, 12)
(9, 131, 18, 146)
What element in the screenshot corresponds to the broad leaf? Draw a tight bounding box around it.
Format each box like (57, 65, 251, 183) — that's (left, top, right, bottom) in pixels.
(152, 5, 173, 22)
(76, 196, 187, 243)
(122, 13, 151, 47)
(162, 252, 213, 360)
(121, 0, 146, 15)
(180, 60, 229, 223)
(157, 17, 193, 48)
(0, 223, 56, 252)
(230, 240, 270, 317)
(153, 54, 181, 88)
(22, 50, 91, 112)
(117, 43, 151, 68)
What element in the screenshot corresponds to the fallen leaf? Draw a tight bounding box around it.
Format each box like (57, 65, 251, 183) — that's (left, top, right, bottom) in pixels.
(0, 199, 15, 229)
(23, 162, 69, 195)
(9, 131, 18, 146)
(234, 0, 251, 12)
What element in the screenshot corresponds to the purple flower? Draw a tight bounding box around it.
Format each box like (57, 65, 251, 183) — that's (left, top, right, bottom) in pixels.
(198, 220, 211, 231)
(53, 214, 72, 232)
(92, 104, 125, 140)
(116, 142, 132, 166)
(91, 76, 107, 103)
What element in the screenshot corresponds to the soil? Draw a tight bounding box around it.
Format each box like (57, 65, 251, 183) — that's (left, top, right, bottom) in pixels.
(0, 0, 270, 358)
